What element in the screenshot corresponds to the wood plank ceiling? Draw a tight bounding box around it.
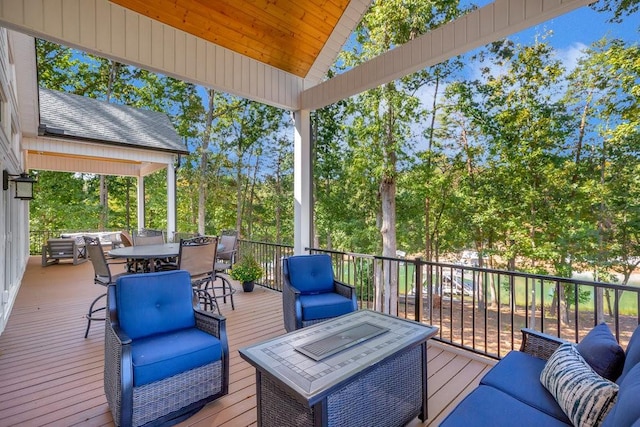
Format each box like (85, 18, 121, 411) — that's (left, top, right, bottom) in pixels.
(109, 0, 351, 78)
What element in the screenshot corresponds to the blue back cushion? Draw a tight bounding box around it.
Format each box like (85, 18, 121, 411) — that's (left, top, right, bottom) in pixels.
(287, 254, 335, 294)
(619, 325, 640, 385)
(602, 363, 640, 427)
(116, 270, 196, 340)
(576, 322, 625, 381)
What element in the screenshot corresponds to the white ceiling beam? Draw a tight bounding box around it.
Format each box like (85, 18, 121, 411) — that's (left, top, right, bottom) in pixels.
(301, 0, 593, 111)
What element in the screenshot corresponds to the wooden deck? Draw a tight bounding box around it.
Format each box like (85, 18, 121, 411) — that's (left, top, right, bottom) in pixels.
(0, 257, 494, 426)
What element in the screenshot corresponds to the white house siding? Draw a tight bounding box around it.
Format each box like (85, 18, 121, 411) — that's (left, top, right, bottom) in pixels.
(0, 28, 29, 335)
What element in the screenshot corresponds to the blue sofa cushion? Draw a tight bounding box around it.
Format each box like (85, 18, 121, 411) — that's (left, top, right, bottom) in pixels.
(440, 385, 570, 427)
(577, 322, 625, 381)
(619, 325, 640, 385)
(117, 271, 196, 340)
(541, 343, 619, 427)
(299, 292, 355, 321)
(287, 255, 335, 294)
(480, 350, 571, 424)
(603, 362, 640, 427)
(132, 328, 222, 387)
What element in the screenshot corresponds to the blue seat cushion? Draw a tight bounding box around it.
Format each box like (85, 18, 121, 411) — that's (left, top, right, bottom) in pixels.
(117, 271, 196, 340)
(132, 328, 222, 387)
(440, 385, 570, 427)
(603, 362, 640, 427)
(576, 322, 625, 381)
(299, 292, 355, 321)
(480, 351, 571, 424)
(287, 255, 335, 294)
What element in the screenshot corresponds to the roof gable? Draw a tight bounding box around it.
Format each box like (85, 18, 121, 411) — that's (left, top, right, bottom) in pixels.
(38, 87, 187, 155)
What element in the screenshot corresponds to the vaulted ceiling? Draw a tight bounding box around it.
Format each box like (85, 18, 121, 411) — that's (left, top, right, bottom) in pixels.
(109, 0, 352, 78)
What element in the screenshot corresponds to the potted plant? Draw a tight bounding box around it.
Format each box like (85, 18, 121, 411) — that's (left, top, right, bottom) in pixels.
(230, 254, 262, 292)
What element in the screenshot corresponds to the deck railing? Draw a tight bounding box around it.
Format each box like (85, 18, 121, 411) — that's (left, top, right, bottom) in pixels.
(240, 240, 640, 359)
(30, 232, 640, 359)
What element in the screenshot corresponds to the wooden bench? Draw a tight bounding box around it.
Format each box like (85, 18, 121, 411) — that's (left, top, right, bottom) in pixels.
(42, 238, 87, 267)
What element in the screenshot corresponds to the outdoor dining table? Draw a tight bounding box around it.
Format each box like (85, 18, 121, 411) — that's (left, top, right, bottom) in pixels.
(108, 243, 180, 272)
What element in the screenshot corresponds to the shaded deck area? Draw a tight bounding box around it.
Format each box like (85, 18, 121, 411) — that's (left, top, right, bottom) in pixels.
(0, 257, 494, 426)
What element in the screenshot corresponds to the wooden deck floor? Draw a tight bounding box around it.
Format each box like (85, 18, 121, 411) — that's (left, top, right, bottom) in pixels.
(0, 257, 494, 427)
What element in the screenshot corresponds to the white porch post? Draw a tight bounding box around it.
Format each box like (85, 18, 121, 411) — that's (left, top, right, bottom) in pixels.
(166, 160, 176, 241)
(137, 176, 145, 231)
(293, 109, 312, 255)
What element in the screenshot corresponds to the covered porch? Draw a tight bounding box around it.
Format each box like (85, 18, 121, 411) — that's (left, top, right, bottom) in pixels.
(0, 257, 493, 426)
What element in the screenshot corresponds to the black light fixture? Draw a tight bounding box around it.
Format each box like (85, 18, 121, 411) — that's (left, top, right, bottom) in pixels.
(3, 170, 36, 200)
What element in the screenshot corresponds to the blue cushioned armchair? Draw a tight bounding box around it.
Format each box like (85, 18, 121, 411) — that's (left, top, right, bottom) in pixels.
(104, 270, 229, 426)
(282, 254, 358, 332)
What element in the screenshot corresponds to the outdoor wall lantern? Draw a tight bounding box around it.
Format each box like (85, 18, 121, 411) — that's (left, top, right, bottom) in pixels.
(3, 170, 36, 200)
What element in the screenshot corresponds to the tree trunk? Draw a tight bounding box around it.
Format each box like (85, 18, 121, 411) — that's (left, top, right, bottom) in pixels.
(380, 176, 397, 315)
(198, 89, 215, 235)
(246, 149, 260, 237)
(274, 153, 282, 244)
(379, 87, 398, 316)
(100, 61, 119, 230)
(424, 75, 439, 262)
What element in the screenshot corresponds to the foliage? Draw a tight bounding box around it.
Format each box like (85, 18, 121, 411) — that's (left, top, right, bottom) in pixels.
(229, 255, 263, 283)
(29, 4, 640, 320)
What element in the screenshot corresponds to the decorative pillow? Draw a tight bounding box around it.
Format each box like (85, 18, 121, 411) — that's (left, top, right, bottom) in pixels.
(541, 343, 619, 427)
(577, 322, 625, 381)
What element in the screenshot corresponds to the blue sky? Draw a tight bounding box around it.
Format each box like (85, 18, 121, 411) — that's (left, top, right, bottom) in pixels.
(399, 1, 640, 152)
(453, 1, 639, 76)
(466, 1, 639, 49)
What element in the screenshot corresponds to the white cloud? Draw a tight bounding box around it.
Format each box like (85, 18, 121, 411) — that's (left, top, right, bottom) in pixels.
(554, 42, 588, 73)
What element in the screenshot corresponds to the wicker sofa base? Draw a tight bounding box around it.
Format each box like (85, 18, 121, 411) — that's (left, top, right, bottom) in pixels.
(130, 360, 223, 427)
(258, 344, 424, 427)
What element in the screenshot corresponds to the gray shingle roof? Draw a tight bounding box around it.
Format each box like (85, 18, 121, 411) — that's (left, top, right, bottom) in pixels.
(38, 87, 188, 154)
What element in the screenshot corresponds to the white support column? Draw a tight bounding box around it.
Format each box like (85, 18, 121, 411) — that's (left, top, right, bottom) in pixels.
(293, 109, 312, 255)
(166, 161, 176, 241)
(137, 176, 145, 231)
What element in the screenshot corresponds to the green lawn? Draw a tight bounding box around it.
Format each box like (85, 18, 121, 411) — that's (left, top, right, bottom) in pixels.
(335, 261, 640, 316)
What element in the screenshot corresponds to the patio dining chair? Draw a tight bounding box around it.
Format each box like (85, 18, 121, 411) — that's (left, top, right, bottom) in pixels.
(120, 231, 133, 247)
(83, 236, 130, 338)
(177, 236, 220, 313)
(213, 230, 239, 310)
(132, 234, 165, 246)
(132, 229, 174, 271)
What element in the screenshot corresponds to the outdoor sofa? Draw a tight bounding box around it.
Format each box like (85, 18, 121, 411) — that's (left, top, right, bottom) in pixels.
(441, 322, 640, 427)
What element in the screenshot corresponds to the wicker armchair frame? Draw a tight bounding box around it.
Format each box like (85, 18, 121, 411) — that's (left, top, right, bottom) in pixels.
(282, 255, 358, 332)
(519, 328, 566, 360)
(104, 283, 229, 426)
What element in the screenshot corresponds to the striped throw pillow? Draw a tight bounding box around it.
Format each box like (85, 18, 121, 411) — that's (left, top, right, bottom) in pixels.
(540, 343, 619, 427)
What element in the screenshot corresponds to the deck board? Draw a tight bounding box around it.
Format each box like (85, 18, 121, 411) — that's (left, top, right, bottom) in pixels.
(0, 257, 491, 426)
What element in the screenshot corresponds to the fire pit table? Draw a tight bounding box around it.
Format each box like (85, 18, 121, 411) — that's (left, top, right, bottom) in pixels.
(239, 309, 438, 427)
